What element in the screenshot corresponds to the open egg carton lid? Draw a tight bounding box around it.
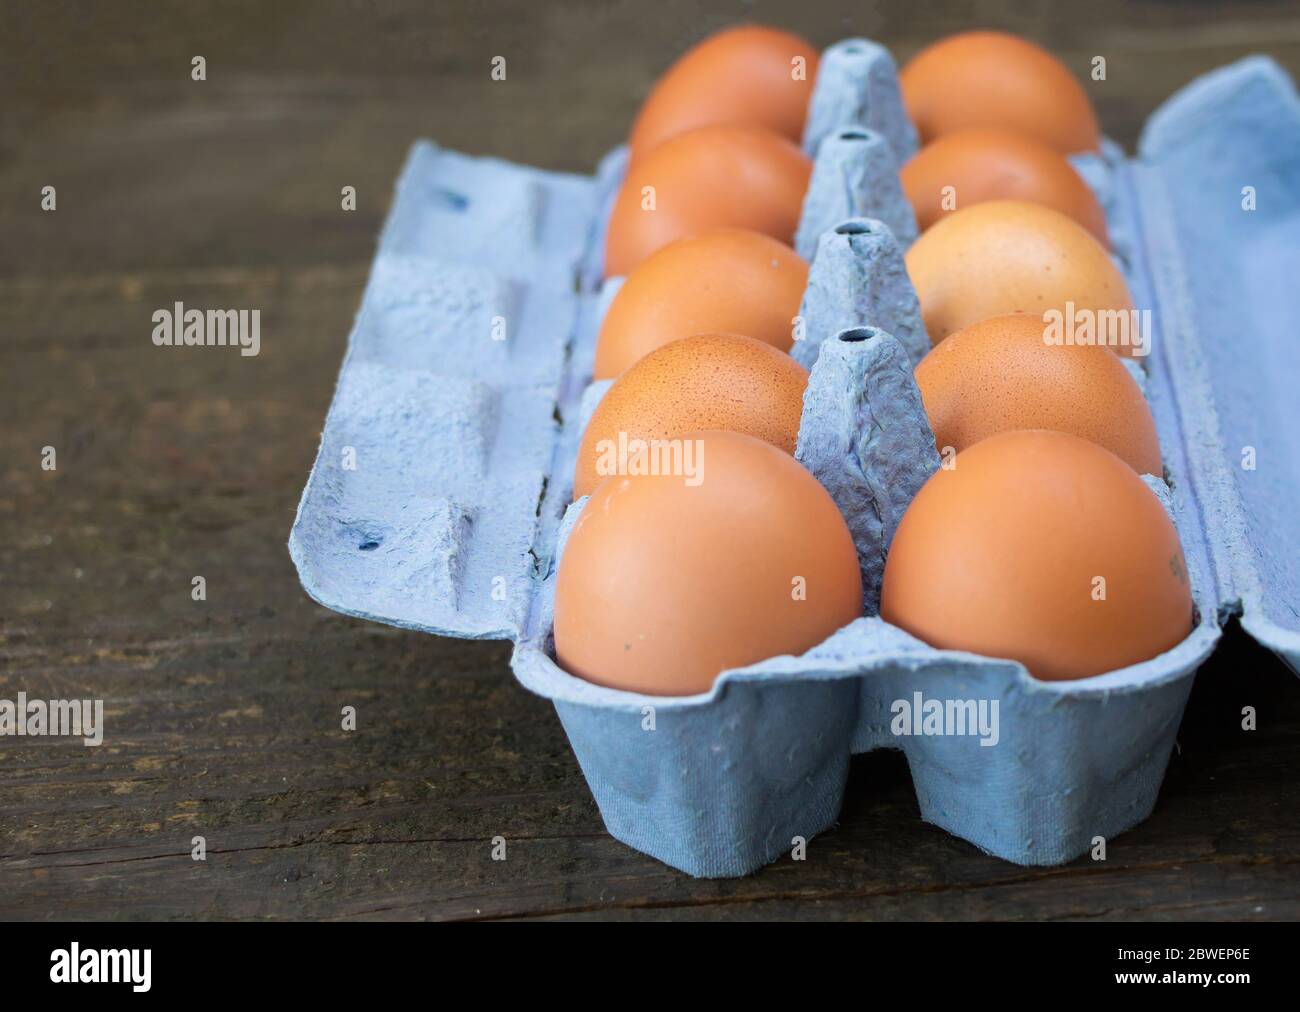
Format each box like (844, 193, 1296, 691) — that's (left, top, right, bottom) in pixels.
(1127, 56, 1300, 674)
(289, 46, 1300, 679)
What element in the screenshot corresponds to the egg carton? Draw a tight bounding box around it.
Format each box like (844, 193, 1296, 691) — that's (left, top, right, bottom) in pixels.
(289, 42, 1300, 878)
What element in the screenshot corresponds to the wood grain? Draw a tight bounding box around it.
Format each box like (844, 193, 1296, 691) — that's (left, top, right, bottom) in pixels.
(1, 0, 1298, 920)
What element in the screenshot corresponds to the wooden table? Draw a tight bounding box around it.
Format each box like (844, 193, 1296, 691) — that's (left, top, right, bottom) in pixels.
(3, 0, 1298, 920)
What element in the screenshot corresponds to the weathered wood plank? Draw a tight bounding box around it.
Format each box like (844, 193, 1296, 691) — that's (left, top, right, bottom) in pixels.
(2, 0, 1298, 920)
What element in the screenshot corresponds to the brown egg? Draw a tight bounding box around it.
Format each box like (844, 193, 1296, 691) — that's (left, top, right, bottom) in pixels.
(880, 430, 1192, 681)
(901, 128, 1108, 243)
(915, 314, 1162, 474)
(594, 228, 808, 380)
(604, 125, 812, 278)
(904, 200, 1138, 351)
(628, 25, 819, 162)
(574, 333, 808, 499)
(900, 31, 1101, 154)
(556, 430, 862, 695)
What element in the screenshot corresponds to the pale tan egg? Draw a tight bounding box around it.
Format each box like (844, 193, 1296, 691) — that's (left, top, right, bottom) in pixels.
(905, 200, 1138, 352)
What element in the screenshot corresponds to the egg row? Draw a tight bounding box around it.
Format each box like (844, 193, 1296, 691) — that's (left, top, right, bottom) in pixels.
(554, 26, 1193, 695)
(604, 26, 1108, 278)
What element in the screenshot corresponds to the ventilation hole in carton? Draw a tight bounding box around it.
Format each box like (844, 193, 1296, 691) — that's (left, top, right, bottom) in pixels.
(357, 539, 382, 552)
(431, 187, 469, 212)
(839, 327, 881, 343)
(839, 129, 869, 142)
(835, 220, 875, 235)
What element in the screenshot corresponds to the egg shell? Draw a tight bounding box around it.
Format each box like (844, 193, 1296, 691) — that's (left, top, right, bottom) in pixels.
(574, 332, 808, 499)
(902, 127, 1109, 243)
(556, 430, 863, 695)
(904, 199, 1137, 349)
(900, 31, 1101, 153)
(604, 125, 812, 278)
(628, 25, 820, 162)
(593, 228, 808, 380)
(915, 313, 1162, 474)
(880, 429, 1193, 681)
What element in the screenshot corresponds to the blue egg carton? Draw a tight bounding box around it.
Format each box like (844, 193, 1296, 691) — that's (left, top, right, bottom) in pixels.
(290, 41, 1300, 877)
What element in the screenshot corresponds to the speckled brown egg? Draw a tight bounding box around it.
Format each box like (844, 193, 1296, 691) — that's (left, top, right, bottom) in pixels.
(628, 25, 820, 162)
(604, 125, 812, 278)
(905, 200, 1138, 351)
(900, 31, 1101, 154)
(556, 430, 863, 695)
(901, 128, 1109, 243)
(914, 313, 1162, 474)
(594, 228, 808, 380)
(573, 333, 808, 499)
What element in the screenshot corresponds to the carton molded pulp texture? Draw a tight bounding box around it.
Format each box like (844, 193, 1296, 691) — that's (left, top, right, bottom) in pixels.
(290, 43, 1300, 877)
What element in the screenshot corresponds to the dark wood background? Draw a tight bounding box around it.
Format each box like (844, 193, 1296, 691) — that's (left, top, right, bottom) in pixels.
(2, 0, 1298, 920)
